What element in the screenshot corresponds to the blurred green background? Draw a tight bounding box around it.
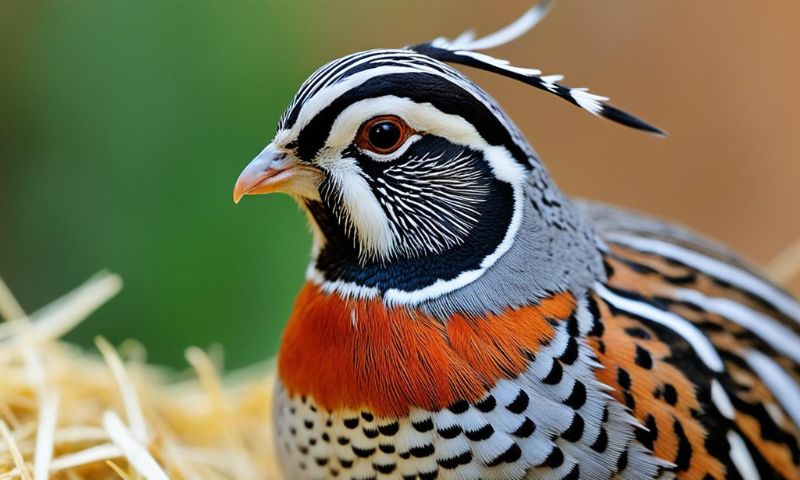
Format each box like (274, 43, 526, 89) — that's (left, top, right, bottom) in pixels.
(2, 1, 799, 369)
(0, 1, 322, 368)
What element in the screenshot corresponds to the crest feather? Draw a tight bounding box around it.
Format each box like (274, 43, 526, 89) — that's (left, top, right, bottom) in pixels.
(408, 0, 665, 136)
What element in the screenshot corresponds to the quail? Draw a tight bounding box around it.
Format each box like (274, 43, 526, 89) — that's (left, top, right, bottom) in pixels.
(234, 2, 800, 478)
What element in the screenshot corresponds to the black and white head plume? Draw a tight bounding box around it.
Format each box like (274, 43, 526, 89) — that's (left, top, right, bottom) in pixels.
(409, 0, 664, 135)
(234, 0, 663, 305)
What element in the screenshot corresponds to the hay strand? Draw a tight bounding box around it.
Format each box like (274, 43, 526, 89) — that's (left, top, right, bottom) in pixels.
(102, 411, 167, 480)
(0, 421, 31, 480)
(32, 393, 58, 480)
(95, 338, 148, 443)
(0, 274, 280, 478)
(766, 238, 800, 288)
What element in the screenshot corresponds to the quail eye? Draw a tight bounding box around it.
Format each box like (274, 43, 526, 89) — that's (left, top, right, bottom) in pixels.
(369, 122, 401, 150)
(356, 115, 414, 155)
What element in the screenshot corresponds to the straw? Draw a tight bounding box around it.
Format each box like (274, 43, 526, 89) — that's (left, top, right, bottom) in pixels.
(766, 238, 800, 288)
(0, 273, 280, 479)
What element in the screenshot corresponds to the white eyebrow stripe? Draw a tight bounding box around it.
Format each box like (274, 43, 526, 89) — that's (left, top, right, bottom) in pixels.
(594, 283, 725, 372)
(293, 65, 427, 135)
(292, 49, 435, 120)
(304, 50, 413, 100)
(296, 50, 385, 102)
(284, 52, 535, 163)
(607, 233, 800, 325)
(284, 50, 403, 126)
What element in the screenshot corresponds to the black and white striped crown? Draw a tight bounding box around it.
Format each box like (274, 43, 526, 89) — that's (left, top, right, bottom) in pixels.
(408, 0, 665, 136)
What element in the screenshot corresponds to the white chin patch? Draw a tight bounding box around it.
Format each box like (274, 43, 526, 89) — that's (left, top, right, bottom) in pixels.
(322, 155, 396, 261)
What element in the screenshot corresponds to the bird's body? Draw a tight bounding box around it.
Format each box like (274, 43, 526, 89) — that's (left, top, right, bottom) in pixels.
(234, 4, 800, 478)
(271, 202, 800, 480)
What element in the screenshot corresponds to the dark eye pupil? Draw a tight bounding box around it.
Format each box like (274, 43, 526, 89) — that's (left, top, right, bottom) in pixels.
(368, 122, 401, 150)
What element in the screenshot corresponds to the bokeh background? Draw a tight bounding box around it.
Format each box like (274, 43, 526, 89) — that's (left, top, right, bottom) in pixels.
(1, 1, 798, 369)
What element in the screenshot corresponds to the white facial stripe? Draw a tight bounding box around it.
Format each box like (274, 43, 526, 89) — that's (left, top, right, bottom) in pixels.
(293, 66, 425, 137)
(328, 96, 486, 150)
(360, 134, 423, 163)
(306, 179, 525, 305)
(274, 129, 293, 147)
(382, 177, 524, 304)
(326, 96, 528, 184)
(295, 50, 413, 111)
(320, 156, 395, 261)
(385, 188, 520, 305)
(307, 267, 380, 299)
(282, 50, 404, 128)
(299, 51, 380, 100)
(287, 59, 535, 164)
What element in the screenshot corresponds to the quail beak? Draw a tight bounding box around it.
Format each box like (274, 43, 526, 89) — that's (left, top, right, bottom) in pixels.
(233, 143, 321, 203)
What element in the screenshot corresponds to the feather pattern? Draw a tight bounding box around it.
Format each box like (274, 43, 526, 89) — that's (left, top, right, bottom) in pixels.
(583, 202, 800, 479)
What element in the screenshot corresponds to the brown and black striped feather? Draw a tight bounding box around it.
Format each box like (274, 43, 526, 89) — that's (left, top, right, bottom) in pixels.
(589, 241, 800, 479)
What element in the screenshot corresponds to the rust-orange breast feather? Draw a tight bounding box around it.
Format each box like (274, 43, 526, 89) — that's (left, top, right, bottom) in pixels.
(278, 283, 575, 418)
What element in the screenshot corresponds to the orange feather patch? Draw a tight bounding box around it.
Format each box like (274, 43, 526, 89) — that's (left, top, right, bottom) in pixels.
(586, 302, 726, 479)
(278, 283, 575, 417)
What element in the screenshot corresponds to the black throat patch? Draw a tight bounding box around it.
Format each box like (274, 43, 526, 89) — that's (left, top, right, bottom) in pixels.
(306, 138, 515, 293)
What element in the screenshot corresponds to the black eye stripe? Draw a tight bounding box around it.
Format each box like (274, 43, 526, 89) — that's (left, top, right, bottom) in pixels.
(293, 72, 531, 168)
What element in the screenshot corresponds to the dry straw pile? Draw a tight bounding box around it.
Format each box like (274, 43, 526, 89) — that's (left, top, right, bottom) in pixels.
(0, 274, 281, 479)
(0, 239, 798, 479)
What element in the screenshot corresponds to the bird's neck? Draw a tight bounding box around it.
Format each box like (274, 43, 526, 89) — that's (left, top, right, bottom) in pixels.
(301, 177, 516, 297)
(303, 169, 605, 316)
(414, 169, 606, 318)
